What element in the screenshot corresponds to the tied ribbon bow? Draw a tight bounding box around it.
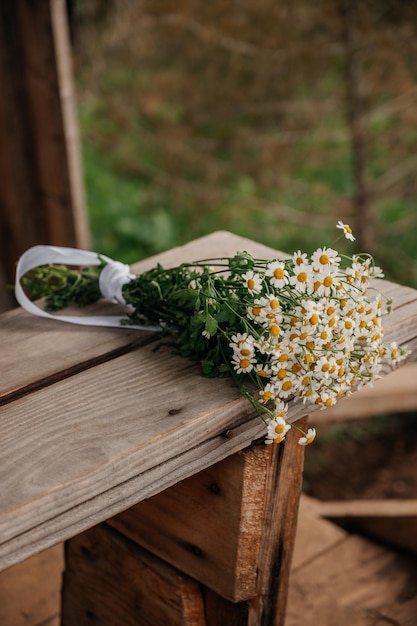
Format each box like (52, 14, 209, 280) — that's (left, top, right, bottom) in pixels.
(15, 245, 161, 331)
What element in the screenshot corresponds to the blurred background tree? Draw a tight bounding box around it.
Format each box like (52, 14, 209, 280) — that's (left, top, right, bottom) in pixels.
(70, 0, 417, 286)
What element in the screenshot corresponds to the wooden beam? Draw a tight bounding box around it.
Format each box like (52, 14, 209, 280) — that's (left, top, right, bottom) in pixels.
(0, 0, 89, 288)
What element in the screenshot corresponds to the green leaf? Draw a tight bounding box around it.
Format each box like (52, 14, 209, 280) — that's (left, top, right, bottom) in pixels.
(205, 313, 218, 337)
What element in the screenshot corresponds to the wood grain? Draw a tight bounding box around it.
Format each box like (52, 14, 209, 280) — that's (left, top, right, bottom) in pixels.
(62, 524, 206, 626)
(286, 532, 417, 626)
(109, 445, 271, 602)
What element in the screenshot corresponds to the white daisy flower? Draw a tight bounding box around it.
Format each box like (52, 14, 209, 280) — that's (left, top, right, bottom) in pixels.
(336, 220, 356, 241)
(265, 415, 291, 445)
(298, 427, 317, 446)
(266, 260, 290, 289)
(242, 270, 263, 294)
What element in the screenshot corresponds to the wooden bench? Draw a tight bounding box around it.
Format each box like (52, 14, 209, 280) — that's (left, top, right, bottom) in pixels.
(1, 231, 416, 625)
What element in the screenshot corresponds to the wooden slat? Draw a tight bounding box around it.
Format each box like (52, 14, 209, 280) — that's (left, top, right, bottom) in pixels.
(62, 524, 206, 626)
(317, 498, 417, 557)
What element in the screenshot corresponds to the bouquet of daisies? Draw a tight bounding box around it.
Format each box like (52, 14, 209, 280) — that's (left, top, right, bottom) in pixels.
(19, 222, 409, 446)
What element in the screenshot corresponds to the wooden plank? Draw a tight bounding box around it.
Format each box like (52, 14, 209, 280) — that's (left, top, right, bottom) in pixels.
(286, 533, 417, 626)
(317, 498, 417, 557)
(310, 363, 417, 422)
(0, 544, 63, 626)
(0, 0, 89, 286)
(109, 444, 272, 602)
(62, 523, 206, 626)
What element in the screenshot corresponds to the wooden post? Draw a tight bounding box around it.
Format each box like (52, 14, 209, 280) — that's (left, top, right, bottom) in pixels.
(0, 0, 89, 290)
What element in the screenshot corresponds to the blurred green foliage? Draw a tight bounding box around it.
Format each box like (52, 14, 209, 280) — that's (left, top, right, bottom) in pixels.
(72, 0, 417, 286)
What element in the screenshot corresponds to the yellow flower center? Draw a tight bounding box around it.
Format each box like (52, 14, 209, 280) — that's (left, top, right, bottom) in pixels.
(282, 380, 293, 391)
(275, 423, 286, 434)
(270, 324, 280, 337)
(297, 272, 307, 283)
(323, 276, 333, 288)
(309, 313, 319, 325)
(270, 298, 279, 309)
(247, 278, 255, 290)
(274, 267, 285, 279)
(319, 254, 329, 265)
(240, 348, 251, 356)
(262, 391, 272, 402)
(277, 368, 287, 380)
(240, 358, 251, 369)
(252, 307, 262, 317)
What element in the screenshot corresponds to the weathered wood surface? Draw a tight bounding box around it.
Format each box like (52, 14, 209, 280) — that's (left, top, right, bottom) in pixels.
(62, 524, 206, 626)
(109, 420, 306, 617)
(0, 0, 89, 288)
(109, 444, 272, 602)
(1, 231, 416, 575)
(74, 421, 306, 625)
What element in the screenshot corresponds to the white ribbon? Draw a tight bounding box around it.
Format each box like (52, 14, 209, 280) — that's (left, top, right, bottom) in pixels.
(15, 245, 161, 331)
